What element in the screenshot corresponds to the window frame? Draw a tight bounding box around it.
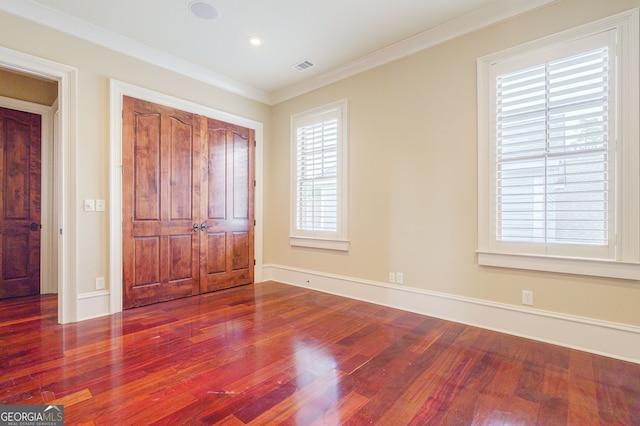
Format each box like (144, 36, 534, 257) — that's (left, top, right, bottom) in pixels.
(290, 99, 349, 251)
(477, 9, 640, 280)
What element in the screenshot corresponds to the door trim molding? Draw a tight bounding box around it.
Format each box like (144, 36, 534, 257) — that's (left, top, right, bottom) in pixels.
(109, 79, 264, 315)
(0, 96, 54, 295)
(0, 46, 78, 323)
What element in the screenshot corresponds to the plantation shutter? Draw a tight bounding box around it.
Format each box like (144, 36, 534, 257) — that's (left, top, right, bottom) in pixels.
(495, 47, 611, 247)
(295, 115, 338, 233)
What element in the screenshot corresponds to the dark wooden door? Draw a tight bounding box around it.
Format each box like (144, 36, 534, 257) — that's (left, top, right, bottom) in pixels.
(0, 107, 41, 299)
(200, 118, 254, 292)
(122, 98, 255, 308)
(122, 97, 201, 309)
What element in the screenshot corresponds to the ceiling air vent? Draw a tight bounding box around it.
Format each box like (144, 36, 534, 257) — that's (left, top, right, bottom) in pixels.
(292, 60, 315, 72)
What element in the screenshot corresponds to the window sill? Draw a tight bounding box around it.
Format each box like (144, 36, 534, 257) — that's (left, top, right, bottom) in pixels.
(290, 236, 350, 251)
(477, 251, 640, 281)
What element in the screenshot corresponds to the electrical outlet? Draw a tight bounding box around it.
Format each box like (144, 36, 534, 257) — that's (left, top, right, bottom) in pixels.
(95, 277, 105, 290)
(389, 272, 396, 283)
(396, 272, 404, 284)
(522, 290, 534, 306)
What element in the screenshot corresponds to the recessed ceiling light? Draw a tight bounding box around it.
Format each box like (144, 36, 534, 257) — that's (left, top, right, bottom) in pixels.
(189, 1, 218, 20)
(249, 36, 263, 47)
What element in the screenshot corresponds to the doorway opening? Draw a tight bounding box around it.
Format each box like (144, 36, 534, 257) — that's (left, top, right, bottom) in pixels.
(0, 69, 57, 301)
(0, 46, 77, 323)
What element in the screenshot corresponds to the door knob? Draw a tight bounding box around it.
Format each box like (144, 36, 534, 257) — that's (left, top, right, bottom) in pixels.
(201, 222, 208, 232)
(193, 223, 199, 232)
(30, 223, 40, 231)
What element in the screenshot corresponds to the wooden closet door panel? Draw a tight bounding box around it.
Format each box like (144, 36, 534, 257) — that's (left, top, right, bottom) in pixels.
(132, 236, 160, 286)
(206, 232, 226, 275)
(169, 117, 194, 221)
(231, 231, 250, 271)
(123, 97, 200, 309)
(200, 118, 254, 293)
(207, 126, 226, 220)
(132, 113, 161, 221)
(0, 107, 41, 299)
(228, 132, 252, 277)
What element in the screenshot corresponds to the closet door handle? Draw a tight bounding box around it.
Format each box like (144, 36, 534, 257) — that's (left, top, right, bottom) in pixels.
(200, 223, 208, 232)
(193, 223, 199, 232)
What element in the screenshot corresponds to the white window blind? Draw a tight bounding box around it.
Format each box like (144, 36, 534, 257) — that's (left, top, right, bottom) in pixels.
(290, 100, 349, 251)
(296, 117, 338, 233)
(496, 48, 611, 247)
(477, 10, 640, 280)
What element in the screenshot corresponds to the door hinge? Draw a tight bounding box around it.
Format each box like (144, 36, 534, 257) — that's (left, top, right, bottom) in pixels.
(254, 180, 256, 187)
(254, 219, 256, 226)
(254, 259, 256, 266)
(254, 140, 256, 147)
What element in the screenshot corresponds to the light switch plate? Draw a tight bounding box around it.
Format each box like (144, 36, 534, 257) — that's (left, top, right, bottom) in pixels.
(84, 199, 95, 212)
(96, 199, 106, 212)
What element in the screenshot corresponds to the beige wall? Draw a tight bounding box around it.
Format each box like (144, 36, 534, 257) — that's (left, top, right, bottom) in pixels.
(0, 10, 270, 296)
(267, 0, 640, 326)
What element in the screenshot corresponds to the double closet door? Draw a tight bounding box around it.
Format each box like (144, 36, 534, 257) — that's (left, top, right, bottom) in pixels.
(122, 96, 254, 309)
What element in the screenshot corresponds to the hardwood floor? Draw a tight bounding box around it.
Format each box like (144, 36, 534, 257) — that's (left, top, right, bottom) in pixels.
(1, 281, 638, 425)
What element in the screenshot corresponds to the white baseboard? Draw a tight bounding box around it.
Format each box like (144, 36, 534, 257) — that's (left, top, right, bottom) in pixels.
(77, 290, 111, 321)
(263, 264, 640, 364)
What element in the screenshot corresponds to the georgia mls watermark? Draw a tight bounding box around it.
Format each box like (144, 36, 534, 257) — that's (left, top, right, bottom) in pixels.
(0, 405, 63, 426)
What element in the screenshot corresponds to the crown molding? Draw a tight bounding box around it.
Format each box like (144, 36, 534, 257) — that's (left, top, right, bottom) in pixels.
(0, 0, 271, 104)
(270, 0, 558, 104)
(0, 0, 558, 105)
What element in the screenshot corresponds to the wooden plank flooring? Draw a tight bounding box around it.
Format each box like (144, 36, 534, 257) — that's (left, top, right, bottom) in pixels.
(0, 281, 638, 425)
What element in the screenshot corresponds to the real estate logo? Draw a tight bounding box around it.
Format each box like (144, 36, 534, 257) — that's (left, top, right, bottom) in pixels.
(0, 405, 63, 426)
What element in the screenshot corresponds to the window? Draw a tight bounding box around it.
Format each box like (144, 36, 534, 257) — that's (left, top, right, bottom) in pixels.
(290, 100, 349, 250)
(477, 10, 640, 279)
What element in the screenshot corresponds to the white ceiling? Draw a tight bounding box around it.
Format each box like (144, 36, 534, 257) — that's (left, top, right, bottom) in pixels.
(1, 0, 556, 104)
